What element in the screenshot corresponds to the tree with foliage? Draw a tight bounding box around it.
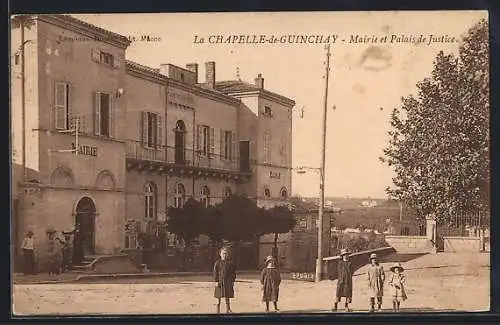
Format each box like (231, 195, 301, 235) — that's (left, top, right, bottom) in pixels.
(261, 205, 296, 259)
(381, 20, 489, 225)
(167, 198, 208, 247)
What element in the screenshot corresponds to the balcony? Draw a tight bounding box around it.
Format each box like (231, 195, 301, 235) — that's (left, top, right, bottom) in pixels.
(125, 140, 252, 182)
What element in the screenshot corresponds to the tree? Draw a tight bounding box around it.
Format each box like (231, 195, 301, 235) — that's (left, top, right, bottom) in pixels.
(381, 19, 489, 225)
(167, 198, 207, 247)
(261, 205, 296, 259)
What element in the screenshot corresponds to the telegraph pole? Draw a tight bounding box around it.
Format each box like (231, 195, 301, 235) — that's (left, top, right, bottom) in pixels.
(316, 43, 331, 283)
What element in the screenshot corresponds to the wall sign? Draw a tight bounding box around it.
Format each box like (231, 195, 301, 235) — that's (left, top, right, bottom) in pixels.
(71, 143, 98, 157)
(291, 272, 315, 282)
(270, 171, 281, 179)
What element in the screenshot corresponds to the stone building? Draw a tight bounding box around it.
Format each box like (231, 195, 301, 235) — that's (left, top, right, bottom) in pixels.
(11, 14, 295, 271)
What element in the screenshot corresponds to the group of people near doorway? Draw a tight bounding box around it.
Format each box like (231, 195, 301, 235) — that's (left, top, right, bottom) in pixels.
(20, 227, 81, 276)
(213, 247, 407, 313)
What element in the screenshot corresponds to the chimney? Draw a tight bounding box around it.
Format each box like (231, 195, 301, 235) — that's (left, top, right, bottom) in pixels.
(205, 61, 216, 89)
(159, 64, 170, 76)
(255, 73, 264, 89)
(186, 63, 198, 83)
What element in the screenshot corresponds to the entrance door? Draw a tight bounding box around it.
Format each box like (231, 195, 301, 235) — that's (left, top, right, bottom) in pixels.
(175, 120, 186, 165)
(240, 140, 250, 172)
(75, 197, 96, 259)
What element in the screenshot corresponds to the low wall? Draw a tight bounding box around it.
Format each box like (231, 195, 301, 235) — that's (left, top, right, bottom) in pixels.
(442, 236, 480, 253)
(323, 246, 396, 281)
(385, 235, 434, 253)
(89, 254, 146, 274)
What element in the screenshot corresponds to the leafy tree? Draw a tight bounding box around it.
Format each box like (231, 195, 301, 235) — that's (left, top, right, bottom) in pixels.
(167, 198, 207, 247)
(381, 19, 489, 225)
(261, 205, 296, 259)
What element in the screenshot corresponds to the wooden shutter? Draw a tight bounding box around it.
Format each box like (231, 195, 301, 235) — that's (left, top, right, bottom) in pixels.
(142, 111, 149, 148)
(94, 92, 101, 135)
(231, 131, 236, 161)
(54, 82, 67, 130)
(108, 95, 114, 138)
(91, 48, 101, 62)
(209, 127, 215, 158)
(196, 124, 202, 155)
(157, 114, 163, 150)
(112, 57, 121, 69)
(220, 130, 224, 159)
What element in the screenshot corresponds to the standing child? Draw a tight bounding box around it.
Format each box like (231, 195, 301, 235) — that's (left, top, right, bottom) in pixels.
(261, 255, 281, 313)
(213, 247, 236, 314)
(388, 262, 407, 312)
(333, 248, 354, 312)
(367, 253, 385, 312)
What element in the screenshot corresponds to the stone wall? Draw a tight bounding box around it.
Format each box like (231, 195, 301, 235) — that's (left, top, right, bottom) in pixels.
(384, 235, 434, 253)
(442, 236, 481, 253)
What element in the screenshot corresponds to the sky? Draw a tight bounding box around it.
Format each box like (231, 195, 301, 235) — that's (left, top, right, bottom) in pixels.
(75, 11, 487, 199)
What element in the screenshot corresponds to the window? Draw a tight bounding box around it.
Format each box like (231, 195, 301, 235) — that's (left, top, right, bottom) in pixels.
(124, 220, 140, 249)
(200, 185, 211, 208)
(94, 92, 114, 137)
(263, 133, 271, 162)
(100, 51, 114, 67)
(280, 187, 288, 199)
(55, 82, 70, 130)
(174, 183, 186, 208)
(223, 186, 232, 199)
(197, 125, 214, 157)
(264, 106, 273, 117)
(264, 187, 271, 198)
(220, 130, 235, 160)
(142, 112, 163, 149)
(144, 183, 157, 220)
(279, 140, 287, 164)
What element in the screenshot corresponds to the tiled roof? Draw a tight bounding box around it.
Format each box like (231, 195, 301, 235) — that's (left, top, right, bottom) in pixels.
(215, 80, 262, 93)
(215, 80, 295, 106)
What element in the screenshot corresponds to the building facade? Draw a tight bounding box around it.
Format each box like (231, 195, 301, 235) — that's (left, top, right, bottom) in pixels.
(11, 15, 295, 270)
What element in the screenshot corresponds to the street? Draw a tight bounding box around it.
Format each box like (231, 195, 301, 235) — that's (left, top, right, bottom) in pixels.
(12, 253, 490, 315)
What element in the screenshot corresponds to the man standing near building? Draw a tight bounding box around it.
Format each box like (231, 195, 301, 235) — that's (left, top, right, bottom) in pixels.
(21, 230, 36, 275)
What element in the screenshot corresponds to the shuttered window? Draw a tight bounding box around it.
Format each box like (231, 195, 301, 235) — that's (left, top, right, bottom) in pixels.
(197, 124, 213, 157)
(54, 82, 70, 130)
(94, 92, 113, 137)
(141, 111, 163, 149)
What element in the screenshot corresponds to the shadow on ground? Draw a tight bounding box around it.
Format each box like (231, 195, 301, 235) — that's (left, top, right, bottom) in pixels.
(279, 307, 459, 314)
(381, 253, 428, 263)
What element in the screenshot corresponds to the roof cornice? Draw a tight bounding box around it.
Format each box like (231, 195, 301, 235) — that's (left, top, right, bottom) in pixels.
(36, 15, 131, 49)
(225, 90, 295, 108)
(125, 61, 241, 107)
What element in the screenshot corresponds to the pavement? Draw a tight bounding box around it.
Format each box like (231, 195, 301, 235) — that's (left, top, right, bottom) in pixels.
(12, 252, 490, 315)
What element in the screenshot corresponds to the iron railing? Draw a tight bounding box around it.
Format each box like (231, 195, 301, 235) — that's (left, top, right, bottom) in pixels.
(125, 139, 251, 173)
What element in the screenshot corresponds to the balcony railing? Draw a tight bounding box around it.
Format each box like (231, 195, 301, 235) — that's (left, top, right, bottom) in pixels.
(125, 139, 251, 173)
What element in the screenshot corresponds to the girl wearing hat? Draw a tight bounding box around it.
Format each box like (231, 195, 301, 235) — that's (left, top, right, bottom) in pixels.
(366, 253, 385, 312)
(388, 262, 407, 311)
(260, 255, 281, 312)
(213, 247, 236, 314)
(333, 248, 353, 312)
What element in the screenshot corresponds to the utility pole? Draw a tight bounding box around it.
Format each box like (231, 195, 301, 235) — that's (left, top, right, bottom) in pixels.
(20, 17, 27, 182)
(316, 43, 331, 283)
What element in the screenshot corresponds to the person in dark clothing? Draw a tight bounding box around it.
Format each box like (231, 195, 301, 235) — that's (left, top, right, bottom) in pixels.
(58, 234, 72, 272)
(261, 255, 281, 312)
(333, 248, 354, 312)
(67, 224, 84, 265)
(213, 247, 236, 314)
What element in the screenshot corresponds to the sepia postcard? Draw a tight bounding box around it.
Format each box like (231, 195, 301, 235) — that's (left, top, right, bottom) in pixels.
(10, 11, 490, 316)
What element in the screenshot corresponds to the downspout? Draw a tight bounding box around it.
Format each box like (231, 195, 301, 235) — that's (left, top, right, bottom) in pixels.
(192, 108, 196, 197)
(20, 18, 27, 183)
(164, 80, 169, 217)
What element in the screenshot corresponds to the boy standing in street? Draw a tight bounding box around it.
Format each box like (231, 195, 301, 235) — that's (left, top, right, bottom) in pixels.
(367, 253, 385, 312)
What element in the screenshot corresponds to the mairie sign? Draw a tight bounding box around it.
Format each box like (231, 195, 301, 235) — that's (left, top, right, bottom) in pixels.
(71, 143, 98, 157)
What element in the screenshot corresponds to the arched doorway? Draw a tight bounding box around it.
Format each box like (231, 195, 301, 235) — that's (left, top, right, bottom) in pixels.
(175, 120, 186, 164)
(74, 197, 97, 262)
